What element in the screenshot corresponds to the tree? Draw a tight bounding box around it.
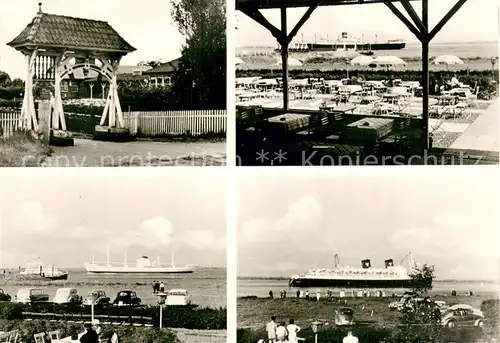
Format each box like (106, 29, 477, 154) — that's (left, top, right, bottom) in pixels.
(0, 71, 12, 87)
(170, 0, 226, 109)
(393, 264, 442, 343)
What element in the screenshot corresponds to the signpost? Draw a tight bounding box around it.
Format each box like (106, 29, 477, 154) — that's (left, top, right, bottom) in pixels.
(157, 292, 167, 329)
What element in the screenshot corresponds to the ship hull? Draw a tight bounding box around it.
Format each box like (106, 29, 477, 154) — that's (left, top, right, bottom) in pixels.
(85, 265, 195, 274)
(44, 274, 68, 281)
(287, 42, 406, 52)
(289, 277, 430, 288)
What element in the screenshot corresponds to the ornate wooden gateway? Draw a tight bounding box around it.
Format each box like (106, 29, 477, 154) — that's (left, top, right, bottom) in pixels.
(7, 3, 136, 140)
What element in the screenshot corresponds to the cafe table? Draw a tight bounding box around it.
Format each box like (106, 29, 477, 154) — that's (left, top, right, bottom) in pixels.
(267, 113, 310, 132)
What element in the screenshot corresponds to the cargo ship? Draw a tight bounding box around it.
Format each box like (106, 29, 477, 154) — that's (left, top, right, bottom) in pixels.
(289, 252, 431, 288)
(281, 32, 406, 53)
(84, 247, 196, 274)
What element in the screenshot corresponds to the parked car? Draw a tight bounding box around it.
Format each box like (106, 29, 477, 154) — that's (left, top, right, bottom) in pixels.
(14, 288, 49, 303)
(113, 290, 141, 307)
(334, 307, 355, 326)
(83, 290, 110, 306)
(441, 305, 484, 328)
(165, 289, 191, 306)
(53, 288, 82, 304)
(0, 289, 11, 301)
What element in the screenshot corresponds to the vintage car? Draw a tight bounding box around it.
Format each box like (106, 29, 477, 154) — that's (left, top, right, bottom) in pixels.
(83, 290, 110, 306)
(52, 288, 82, 304)
(0, 289, 11, 302)
(441, 305, 484, 328)
(112, 290, 141, 307)
(165, 289, 191, 306)
(14, 288, 49, 303)
(334, 307, 355, 326)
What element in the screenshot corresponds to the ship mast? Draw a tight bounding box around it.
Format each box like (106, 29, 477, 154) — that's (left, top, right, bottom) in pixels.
(106, 246, 110, 267)
(334, 254, 340, 268)
(171, 242, 175, 267)
(124, 251, 127, 267)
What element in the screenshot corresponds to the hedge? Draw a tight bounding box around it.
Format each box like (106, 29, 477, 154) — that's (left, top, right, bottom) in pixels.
(0, 302, 226, 330)
(0, 319, 178, 343)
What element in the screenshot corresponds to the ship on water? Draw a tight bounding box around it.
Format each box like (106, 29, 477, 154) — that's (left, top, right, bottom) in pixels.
(84, 247, 196, 274)
(18, 259, 68, 280)
(282, 32, 406, 53)
(289, 252, 431, 288)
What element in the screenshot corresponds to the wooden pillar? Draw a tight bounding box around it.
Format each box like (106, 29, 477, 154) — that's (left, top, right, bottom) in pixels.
(52, 55, 67, 131)
(422, 0, 430, 151)
(281, 7, 289, 112)
(99, 58, 124, 128)
(38, 101, 51, 145)
(20, 50, 38, 131)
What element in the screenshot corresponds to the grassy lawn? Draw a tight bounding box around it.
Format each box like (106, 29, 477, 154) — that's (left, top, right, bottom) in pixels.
(0, 131, 52, 167)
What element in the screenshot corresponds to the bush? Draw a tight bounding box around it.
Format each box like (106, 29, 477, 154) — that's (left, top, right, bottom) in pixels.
(481, 299, 499, 320)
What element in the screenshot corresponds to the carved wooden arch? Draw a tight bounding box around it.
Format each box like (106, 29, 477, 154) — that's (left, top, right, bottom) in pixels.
(59, 62, 113, 83)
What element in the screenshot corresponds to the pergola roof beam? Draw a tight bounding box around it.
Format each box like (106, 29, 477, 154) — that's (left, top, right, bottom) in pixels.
(239, 6, 282, 40)
(383, 1, 423, 41)
(236, 0, 410, 10)
(429, 0, 467, 41)
(400, 0, 426, 34)
(286, 1, 322, 43)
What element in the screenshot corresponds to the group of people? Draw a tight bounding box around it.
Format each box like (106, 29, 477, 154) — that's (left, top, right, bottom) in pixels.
(78, 320, 118, 343)
(266, 316, 301, 343)
(152, 280, 166, 294)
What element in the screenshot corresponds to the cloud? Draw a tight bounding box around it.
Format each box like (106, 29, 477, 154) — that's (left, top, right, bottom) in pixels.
(388, 210, 499, 260)
(180, 230, 226, 251)
(240, 196, 322, 245)
(111, 216, 174, 249)
(20, 202, 57, 233)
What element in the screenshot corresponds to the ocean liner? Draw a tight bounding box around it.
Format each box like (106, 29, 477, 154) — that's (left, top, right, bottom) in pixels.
(289, 253, 430, 288)
(283, 32, 406, 53)
(84, 247, 195, 274)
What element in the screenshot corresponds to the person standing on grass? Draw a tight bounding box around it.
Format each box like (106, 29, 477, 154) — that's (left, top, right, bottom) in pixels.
(343, 330, 359, 343)
(160, 281, 165, 293)
(80, 323, 99, 343)
(287, 319, 301, 343)
(276, 322, 287, 343)
(266, 316, 277, 343)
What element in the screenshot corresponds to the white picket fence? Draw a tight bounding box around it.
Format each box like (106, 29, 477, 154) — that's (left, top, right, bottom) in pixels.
(124, 109, 226, 136)
(0, 111, 20, 139)
(1, 109, 227, 139)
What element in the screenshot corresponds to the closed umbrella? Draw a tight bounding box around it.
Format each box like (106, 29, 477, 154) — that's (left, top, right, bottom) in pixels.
(432, 55, 464, 65)
(369, 55, 407, 67)
(350, 55, 374, 66)
(235, 57, 245, 65)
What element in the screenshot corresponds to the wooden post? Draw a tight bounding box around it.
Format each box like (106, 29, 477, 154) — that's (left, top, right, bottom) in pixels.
(20, 50, 39, 131)
(281, 7, 289, 112)
(38, 100, 51, 145)
(422, 0, 430, 151)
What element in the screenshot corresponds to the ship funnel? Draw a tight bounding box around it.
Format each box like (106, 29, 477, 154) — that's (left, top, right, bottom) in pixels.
(385, 259, 394, 268)
(361, 259, 371, 269)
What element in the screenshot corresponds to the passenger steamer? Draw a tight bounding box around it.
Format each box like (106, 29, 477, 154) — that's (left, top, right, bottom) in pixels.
(289, 252, 430, 288)
(283, 32, 406, 53)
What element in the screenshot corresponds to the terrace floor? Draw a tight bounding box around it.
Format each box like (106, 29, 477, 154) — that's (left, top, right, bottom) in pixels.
(447, 98, 499, 154)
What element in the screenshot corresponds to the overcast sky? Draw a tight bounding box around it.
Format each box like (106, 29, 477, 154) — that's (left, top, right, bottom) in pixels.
(0, 0, 185, 79)
(238, 167, 500, 281)
(0, 168, 226, 269)
(237, 0, 499, 47)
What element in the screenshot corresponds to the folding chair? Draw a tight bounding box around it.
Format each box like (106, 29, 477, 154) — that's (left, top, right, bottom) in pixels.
(33, 333, 45, 343)
(48, 330, 60, 342)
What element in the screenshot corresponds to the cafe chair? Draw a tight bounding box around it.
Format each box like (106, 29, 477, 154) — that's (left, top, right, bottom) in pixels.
(48, 330, 60, 341)
(33, 333, 45, 343)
